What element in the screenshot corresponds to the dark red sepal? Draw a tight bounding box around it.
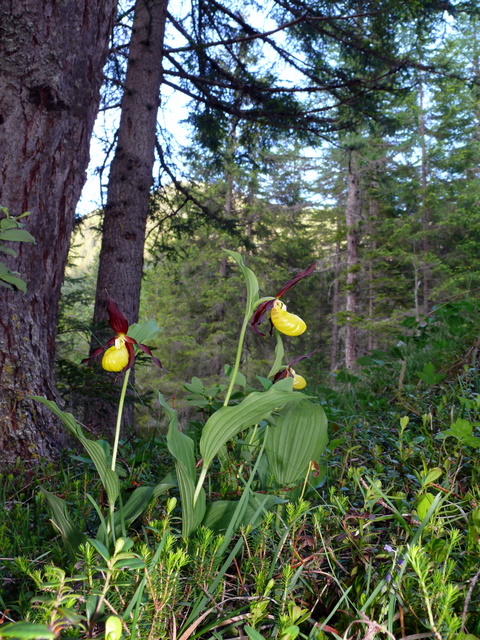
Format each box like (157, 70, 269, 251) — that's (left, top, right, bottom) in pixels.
(250, 300, 275, 335)
(137, 343, 164, 369)
(125, 341, 135, 370)
(107, 295, 129, 334)
(81, 336, 116, 364)
(287, 350, 316, 367)
(273, 368, 292, 383)
(275, 262, 316, 298)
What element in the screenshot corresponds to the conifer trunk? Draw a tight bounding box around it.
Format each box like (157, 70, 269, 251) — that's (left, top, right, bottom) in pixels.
(330, 212, 341, 371)
(344, 152, 362, 370)
(418, 76, 430, 316)
(367, 170, 380, 352)
(86, 0, 168, 434)
(0, 0, 117, 465)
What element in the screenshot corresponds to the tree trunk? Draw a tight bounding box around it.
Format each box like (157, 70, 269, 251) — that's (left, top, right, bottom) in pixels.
(0, 0, 117, 466)
(86, 0, 168, 434)
(344, 152, 362, 370)
(367, 170, 379, 353)
(418, 75, 430, 316)
(330, 212, 341, 371)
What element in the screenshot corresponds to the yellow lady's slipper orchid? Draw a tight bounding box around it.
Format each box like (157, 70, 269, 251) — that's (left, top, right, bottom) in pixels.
(270, 300, 307, 337)
(82, 295, 162, 373)
(291, 369, 307, 389)
(273, 351, 315, 390)
(250, 262, 315, 336)
(101, 336, 130, 372)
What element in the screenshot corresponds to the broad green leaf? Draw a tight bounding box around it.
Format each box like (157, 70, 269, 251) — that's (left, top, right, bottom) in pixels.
(224, 364, 247, 387)
(203, 493, 284, 533)
(223, 249, 259, 314)
(0, 228, 35, 243)
(200, 377, 306, 471)
(85, 595, 103, 623)
(39, 488, 86, 556)
(160, 392, 205, 537)
(128, 318, 160, 344)
(0, 622, 55, 639)
(81, 439, 120, 506)
(0, 244, 17, 257)
(0, 218, 18, 230)
(88, 537, 111, 561)
(33, 397, 83, 438)
(417, 493, 436, 521)
(184, 376, 205, 394)
(112, 557, 146, 570)
(438, 418, 480, 448)
(109, 480, 174, 537)
(33, 397, 120, 505)
(265, 399, 328, 486)
(423, 467, 442, 486)
(280, 625, 300, 640)
(0, 271, 26, 292)
(415, 362, 445, 385)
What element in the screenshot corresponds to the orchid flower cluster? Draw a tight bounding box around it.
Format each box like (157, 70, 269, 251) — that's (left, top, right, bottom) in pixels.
(83, 262, 315, 390)
(250, 262, 316, 389)
(82, 295, 162, 373)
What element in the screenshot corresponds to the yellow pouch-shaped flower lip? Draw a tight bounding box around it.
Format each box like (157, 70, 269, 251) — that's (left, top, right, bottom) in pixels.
(270, 300, 306, 337)
(250, 262, 315, 336)
(102, 341, 130, 372)
(82, 293, 163, 372)
(292, 370, 307, 389)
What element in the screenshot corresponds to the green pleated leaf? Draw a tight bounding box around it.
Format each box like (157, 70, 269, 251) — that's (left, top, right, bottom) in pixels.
(223, 249, 259, 314)
(33, 397, 84, 439)
(33, 397, 120, 506)
(200, 377, 306, 470)
(265, 399, 328, 486)
(82, 440, 120, 506)
(203, 493, 285, 533)
(160, 392, 205, 537)
(38, 489, 86, 556)
(0, 622, 55, 639)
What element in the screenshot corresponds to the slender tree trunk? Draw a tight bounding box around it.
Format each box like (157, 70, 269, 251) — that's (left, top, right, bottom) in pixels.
(330, 212, 341, 371)
(344, 152, 362, 370)
(367, 170, 379, 353)
(418, 76, 430, 316)
(0, 0, 117, 466)
(86, 0, 168, 434)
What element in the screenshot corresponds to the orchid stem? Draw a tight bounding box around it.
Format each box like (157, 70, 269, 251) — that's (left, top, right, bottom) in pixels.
(224, 315, 249, 407)
(111, 368, 131, 472)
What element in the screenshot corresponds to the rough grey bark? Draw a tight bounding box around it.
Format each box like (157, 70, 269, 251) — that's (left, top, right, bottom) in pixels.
(0, 0, 117, 466)
(86, 0, 168, 433)
(344, 152, 362, 370)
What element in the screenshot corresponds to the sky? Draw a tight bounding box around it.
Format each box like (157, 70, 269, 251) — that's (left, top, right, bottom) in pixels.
(75, 0, 294, 217)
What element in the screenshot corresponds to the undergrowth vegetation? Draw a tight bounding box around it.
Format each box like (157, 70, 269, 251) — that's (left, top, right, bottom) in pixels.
(2, 255, 480, 640)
